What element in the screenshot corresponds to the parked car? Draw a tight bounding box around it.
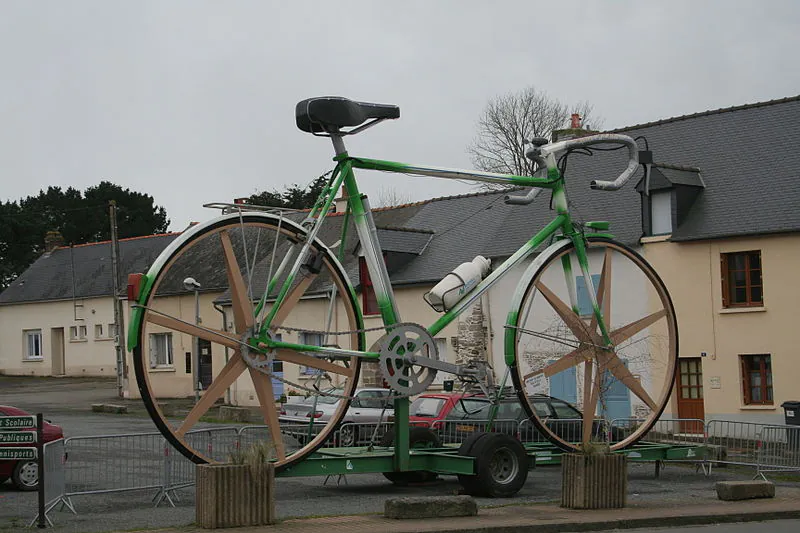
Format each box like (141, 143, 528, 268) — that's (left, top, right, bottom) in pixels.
(437, 394, 615, 444)
(279, 387, 394, 446)
(408, 392, 480, 428)
(0, 406, 63, 491)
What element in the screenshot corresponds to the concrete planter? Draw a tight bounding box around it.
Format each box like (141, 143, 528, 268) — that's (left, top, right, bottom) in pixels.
(561, 453, 627, 509)
(196, 463, 276, 528)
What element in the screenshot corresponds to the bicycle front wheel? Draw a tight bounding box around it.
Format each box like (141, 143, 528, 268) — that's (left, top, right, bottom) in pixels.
(508, 237, 678, 452)
(131, 212, 363, 471)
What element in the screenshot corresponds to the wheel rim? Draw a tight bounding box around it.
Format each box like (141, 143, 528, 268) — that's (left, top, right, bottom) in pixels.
(488, 447, 518, 485)
(340, 426, 355, 446)
(18, 461, 38, 487)
(510, 238, 678, 452)
(132, 214, 363, 471)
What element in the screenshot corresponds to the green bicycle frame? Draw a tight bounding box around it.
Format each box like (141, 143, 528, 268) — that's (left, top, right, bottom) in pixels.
(257, 145, 613, 365)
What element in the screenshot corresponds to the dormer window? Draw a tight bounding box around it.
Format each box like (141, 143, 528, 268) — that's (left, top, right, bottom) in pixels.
(636, 162, 704, 238)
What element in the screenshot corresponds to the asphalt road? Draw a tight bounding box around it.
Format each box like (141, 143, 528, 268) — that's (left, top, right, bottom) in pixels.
(1, 376, 798, 533)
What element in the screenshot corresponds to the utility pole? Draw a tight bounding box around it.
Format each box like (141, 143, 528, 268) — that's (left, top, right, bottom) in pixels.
(109, 201, 126, 398)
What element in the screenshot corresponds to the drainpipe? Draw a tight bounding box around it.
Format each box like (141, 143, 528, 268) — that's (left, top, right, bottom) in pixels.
(213, 303, 232, 405)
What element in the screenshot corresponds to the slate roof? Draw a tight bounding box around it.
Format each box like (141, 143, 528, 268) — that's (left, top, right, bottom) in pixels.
(3, 94, 798, 304)
(615, 95, 800, 241)
(0, 234, 179, 305)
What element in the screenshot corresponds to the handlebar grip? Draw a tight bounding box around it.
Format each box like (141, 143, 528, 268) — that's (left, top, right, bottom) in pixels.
(504, 188, 542, 205)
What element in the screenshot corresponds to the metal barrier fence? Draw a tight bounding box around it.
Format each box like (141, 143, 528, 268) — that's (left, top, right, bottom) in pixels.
(704, 420, 766, 470)
(756, 425, 800, 479)
(610, 418, 706, 447)
(31, 416, 800, 524)
(28, 438, 75, 527)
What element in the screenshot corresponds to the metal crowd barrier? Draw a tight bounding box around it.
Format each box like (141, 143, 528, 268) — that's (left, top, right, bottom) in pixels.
(31, 416, 800, 524)
(28, 438, 76, 527)
(755, 425, 800, 480)
(704, 419, 766, 470)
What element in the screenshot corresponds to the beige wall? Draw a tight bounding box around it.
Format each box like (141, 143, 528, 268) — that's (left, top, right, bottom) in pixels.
(643, 233, 800, 424)
(0, 297, 118, 377)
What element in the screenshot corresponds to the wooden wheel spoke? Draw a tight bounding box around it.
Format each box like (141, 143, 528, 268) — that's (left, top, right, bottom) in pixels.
(599, 352, 658, 411)
(582, 359, 595, 444)
(590, 248, 612, 334)
(584, 360, 602, 444)
(220, 230, 254, 333)
(270, 273, 317, 328)
(248, 368, 286, 461)
(146, 313, 239, 350)
(535, 281, 593, 343)
(271, 348, 353, 378)
(177, 352, 246, 436)
(610, 309, 667, 345)
(538, 345, 593, 378)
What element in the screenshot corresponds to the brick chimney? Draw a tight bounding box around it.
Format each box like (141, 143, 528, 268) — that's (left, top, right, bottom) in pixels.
(44, 230, 64, 254)
(552, 113, 598, 143)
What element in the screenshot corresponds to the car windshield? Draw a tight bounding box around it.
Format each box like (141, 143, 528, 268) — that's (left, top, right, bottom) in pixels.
(410, 397, 445, 417)
(446, 399, 490, 419)
(550, 400, 581, 419)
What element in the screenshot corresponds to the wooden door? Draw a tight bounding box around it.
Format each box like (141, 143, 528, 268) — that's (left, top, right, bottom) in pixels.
(50, 327, 65, 376)
(676, 358, 705, 433)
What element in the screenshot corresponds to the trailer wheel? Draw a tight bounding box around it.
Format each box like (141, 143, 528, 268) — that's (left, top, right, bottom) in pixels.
(458, 433, 528, 497)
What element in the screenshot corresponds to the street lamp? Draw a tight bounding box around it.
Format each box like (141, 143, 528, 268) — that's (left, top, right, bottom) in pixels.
(183, 277, 202, 403)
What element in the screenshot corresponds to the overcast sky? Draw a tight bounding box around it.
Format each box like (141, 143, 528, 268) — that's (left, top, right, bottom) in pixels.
(1, 1, 798, 232)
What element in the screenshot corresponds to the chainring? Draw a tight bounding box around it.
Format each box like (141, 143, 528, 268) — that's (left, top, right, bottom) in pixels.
(377, 323, 439, 396)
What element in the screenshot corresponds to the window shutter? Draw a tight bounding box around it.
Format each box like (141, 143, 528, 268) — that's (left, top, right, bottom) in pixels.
(720, 254, 729, 308)
(740, 356, 750, 405)
(149, 335, 157, 368)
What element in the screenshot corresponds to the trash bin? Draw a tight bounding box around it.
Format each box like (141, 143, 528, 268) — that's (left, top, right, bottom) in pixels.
(780, 401, 800, 450)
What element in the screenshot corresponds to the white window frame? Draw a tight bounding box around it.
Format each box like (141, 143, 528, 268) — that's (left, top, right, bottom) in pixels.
(23, 329, 43, 361)
(94, 324, 104, 339)
(149, 332, 174, 368)
(108, 323, 117, 339)
(651, 190, 672, 235)
(69, 324, 88, 342)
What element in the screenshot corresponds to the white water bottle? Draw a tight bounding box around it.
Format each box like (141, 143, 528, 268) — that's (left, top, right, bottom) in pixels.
(425, 256, 491, 312)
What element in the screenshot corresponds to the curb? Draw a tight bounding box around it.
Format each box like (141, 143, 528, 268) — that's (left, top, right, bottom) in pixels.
(437, 509, 800, 533)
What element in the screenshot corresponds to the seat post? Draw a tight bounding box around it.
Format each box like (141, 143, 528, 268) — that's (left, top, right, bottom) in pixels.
(331, 135, 347, 156)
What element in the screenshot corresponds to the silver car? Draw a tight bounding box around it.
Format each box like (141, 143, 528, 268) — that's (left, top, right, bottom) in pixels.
(279, 387, 394, 446)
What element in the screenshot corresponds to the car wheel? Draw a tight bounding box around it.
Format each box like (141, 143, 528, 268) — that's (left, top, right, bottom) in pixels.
(458, 433, 529, 498)
(381, 427, 441, 485)
(338, 424, 357, 447)
(12, 460, 39, 491)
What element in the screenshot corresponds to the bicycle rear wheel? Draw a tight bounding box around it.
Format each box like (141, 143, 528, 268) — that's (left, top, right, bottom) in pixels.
(509, 237, 678, 452)
(130, 212, 363, 471)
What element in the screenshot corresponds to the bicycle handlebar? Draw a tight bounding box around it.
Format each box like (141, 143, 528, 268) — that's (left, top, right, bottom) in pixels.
(504, 187, 542, 205)
(526, 133, 640, 192)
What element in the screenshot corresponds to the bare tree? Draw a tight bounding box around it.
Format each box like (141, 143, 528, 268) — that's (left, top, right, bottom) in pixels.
(375, 185, 412, 208)
(468, 87, 603, 189)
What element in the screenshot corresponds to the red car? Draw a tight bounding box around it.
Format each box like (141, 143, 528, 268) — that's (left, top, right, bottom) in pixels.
(0, 406, 63, 491)
(409, 392, 480, 430)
